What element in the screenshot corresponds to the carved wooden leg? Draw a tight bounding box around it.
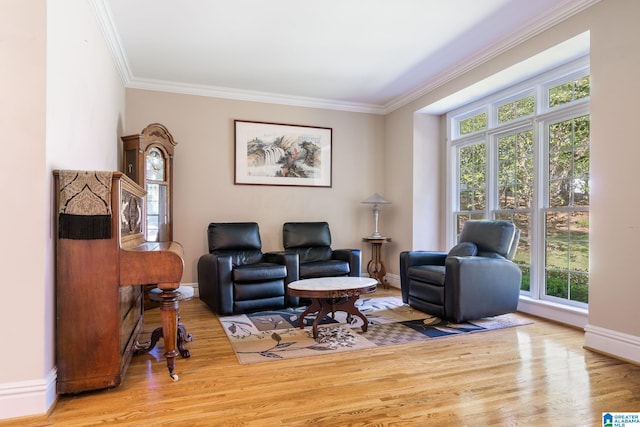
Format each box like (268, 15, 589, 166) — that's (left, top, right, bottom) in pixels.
(312, 299, 334, 339)
(133, 327, 163, 354)
(134, 323, 192, 358)
(339, 296, 369, 332)
(159, 290, 180, 381)
(177, 323, 192, 358)
(367, 243, 388, 289)
(298, 299, 322, 329)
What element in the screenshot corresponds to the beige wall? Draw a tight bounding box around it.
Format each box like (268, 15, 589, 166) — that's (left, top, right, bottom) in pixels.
(124, 90, 385, 284)
(587, 0, 640, 336)
(0, 0, 125, 419)
(0, 0, 47, 395)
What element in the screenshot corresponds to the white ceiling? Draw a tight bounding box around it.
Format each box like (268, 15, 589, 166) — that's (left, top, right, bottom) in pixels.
(93, 0, 596, 114)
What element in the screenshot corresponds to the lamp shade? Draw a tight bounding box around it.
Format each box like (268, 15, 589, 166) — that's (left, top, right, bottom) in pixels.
(361, 193, 391, 205)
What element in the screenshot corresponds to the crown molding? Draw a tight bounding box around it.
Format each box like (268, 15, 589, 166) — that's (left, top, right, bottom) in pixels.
(89, 0, 132, 85)
(91, 0, 599, 116)
(126, 78, 387, 114)
(381, 0, 601, 114)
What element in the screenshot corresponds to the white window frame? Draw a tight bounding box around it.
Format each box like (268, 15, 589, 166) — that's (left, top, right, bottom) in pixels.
(446, 56, 590, 314)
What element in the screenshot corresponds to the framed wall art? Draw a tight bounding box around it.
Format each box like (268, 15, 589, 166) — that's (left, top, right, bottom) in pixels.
(234, 120, 332, 187)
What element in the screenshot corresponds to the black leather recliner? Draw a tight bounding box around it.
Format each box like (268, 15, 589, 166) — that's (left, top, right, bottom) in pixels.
(400, 220, 522, 322)
(197, 222, 298, 315)
(282, 222, 361, 280)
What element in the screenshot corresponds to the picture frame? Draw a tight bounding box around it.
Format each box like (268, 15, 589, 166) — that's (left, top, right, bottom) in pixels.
(234, 120, 332, 187)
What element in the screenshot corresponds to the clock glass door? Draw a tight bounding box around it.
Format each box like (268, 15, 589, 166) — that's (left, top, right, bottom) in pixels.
(145, 147, 168, 242)
(146, 183, 167, 241)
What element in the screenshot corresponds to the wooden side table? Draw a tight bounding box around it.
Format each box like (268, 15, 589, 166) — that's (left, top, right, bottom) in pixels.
(363, 237, 391, 289)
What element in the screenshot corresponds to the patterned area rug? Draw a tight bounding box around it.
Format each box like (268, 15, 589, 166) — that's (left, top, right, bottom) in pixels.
(218, 296, 532, 364)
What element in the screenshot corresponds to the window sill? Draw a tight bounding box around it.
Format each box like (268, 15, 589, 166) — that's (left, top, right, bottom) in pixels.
(517, 295, 588, 329)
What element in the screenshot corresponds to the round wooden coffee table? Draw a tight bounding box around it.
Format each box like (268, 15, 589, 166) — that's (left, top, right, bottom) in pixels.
(288, 277, 377, 339)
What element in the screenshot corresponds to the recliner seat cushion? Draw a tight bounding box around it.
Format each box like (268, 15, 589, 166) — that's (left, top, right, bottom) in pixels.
(407, 265, 446, 286)
(232, 262, 287, 282)
(234, 280, 285, 301)
(408, 280, 445, 306)
(300, 260, 350, 278)
(234, 296, 286, 313)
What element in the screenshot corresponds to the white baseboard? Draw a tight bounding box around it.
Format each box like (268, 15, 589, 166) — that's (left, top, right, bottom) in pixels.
(384, 273, 401, 289)
(0, 368, 56, 421)
(584, 324, 640, 365)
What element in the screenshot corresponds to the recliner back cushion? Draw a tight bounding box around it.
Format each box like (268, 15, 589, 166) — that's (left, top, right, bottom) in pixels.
(283, 222, 333, 263)
(290, 246, 333, 263)
(208, 222, 264, 265)
(283, 222, 332, 248)
(458, 220, 515, 258)
(219, 249, 265, 266)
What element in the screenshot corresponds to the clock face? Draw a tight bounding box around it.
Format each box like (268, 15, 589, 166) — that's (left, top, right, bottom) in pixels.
(145, 147, 165, 181)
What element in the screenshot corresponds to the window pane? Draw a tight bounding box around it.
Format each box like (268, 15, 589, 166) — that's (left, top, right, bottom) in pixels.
(498, 96, 535, 124)
(570, 212, 589, 244)
(548, 151, 573, 180)
(459, 191, 472, 210)
(570, 242, 589, 271)
(574, 76, 590, 101)
(545, 211, 589, 304)
(549, 76, 590, 108)
(473, 189, 486, 210)
(498, 130, 533, 210)
(517, 97, 535, 117)
(496, 212, 531, 292)
(573, 176, 590, 206)
(549, 179, 570, 206)
(459, 113, 487, 135)
(498, 185, 515, 209)
(549, 121, 573, 152)
(545, 269, 568, 299)
(458, 143, 486, 212)
(570, 272, 589, 303)
(546, 239, 569, 270)
(548, 115, 590, 207)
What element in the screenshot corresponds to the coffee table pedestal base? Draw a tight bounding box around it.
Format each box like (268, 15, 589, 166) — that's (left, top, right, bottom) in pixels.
(299, 296, 369, 339)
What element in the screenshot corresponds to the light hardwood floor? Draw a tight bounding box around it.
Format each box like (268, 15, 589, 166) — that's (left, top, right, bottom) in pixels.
(6, 287, 640, 426)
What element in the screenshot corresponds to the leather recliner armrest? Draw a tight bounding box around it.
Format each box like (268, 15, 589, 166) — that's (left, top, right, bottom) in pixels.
(264, 251, 300, 307)
(401, 251, 448, 267)
(332, 249, 362, 277)
(264, 251, 299, 282)
(399, 251, 448, 303)
(444, 256, 522, 322)
(197, 253, 234, 315)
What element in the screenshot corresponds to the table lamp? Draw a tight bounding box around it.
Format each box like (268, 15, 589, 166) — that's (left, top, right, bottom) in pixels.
(361, 193, 391, 238)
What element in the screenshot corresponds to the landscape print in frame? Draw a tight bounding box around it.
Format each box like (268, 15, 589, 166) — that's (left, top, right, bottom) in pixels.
(234, 120, 332, 187)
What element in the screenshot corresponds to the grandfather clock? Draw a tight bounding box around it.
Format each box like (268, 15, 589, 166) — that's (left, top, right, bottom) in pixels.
(121, 123, 177, 242)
